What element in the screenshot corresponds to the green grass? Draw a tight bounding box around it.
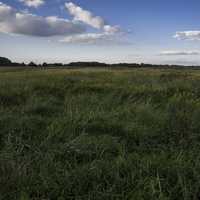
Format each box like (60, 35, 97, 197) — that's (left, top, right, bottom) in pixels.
(1, 67, 200, 200)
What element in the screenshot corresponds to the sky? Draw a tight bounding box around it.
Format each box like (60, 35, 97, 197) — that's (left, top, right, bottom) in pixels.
(0, 0, 200, 65)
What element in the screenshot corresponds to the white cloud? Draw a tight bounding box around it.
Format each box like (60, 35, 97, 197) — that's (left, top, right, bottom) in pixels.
(60, 32, 113, 44)
(19, 0, 45, 8)
(0, 2, 15, 20)
(65, 2, 120, 34)
(65, 2, 104, 29)
(160, 50, 200, 56)
(0, 1, 125, 45)
(63, 2, 123, 44)
(174, 31, 200, 41)
(103, 25, 120, 34)
(0, 2, 85, 37)
(60, 32, 131, 45)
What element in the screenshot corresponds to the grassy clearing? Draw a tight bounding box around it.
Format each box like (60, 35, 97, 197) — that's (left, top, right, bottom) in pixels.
(1, 67, 200, 200)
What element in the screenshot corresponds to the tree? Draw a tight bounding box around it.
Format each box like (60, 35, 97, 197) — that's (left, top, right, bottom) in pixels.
(42, 62, 48, 67)
(28, 62, 37, 67)
(0, 57, 12, 66)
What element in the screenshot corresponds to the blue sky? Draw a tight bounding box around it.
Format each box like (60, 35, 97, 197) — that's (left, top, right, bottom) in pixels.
(0, 0, 200, 64)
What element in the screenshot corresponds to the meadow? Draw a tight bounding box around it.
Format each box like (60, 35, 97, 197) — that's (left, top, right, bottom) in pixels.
(1, 67, 200, 200)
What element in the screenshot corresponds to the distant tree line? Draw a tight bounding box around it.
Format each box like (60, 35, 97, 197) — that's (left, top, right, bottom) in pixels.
(0, 56, 199, 69)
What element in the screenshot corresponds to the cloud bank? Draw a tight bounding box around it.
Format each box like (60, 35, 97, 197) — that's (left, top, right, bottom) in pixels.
(0, 2, 85, 37)
(59, 32, 122, 44)
(19, 0, 45, 8)
(174, 31, 200, 41)
(160, 50, 200, 56)
(0, 1, 125, 45)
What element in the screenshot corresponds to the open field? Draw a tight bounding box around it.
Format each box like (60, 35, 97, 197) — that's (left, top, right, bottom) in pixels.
(1, 67, 200, 200)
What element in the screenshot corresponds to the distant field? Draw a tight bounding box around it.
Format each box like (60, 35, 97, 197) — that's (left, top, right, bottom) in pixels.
(1, 67, 200, 200)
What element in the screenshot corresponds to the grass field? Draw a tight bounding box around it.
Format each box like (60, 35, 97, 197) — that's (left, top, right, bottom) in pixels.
(1, 67, 200, 200)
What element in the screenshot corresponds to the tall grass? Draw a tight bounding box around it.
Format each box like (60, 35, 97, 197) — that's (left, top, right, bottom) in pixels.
(1, 68, 200, 199)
